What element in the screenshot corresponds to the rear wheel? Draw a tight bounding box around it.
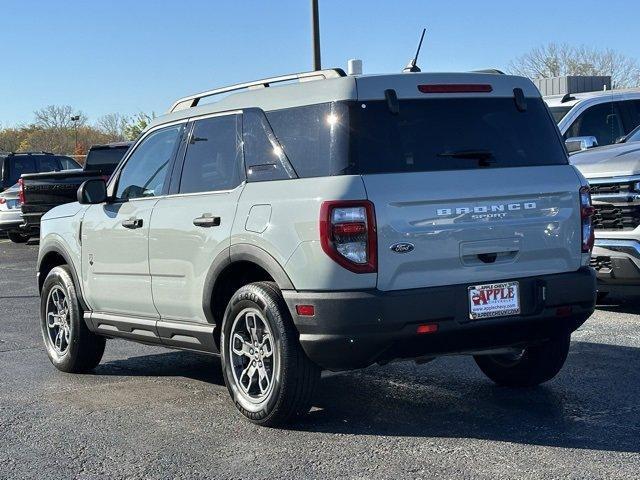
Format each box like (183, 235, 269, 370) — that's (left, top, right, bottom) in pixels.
(221, 281, 320, 426)
(40, 265, 105, 373)
(474, 334, 570, 387)
(8, 231, 30, 243)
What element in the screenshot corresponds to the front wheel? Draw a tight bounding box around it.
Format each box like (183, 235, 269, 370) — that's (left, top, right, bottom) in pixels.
(221, 282, 320, 426)
(474, 334, 570, 387)
(40, 265, 106, 373)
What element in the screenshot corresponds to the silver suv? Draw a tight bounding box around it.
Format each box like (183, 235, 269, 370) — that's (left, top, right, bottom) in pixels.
(37, 69, 597, 425)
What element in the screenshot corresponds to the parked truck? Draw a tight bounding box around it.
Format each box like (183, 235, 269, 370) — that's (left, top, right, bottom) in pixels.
(20, 142, 131, 234)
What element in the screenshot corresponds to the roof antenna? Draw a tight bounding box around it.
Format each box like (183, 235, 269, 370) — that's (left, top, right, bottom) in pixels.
(403, 28, 426, 73)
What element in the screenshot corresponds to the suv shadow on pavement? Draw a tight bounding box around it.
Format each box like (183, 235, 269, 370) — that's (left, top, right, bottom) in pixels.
(93, 341, 639, 453)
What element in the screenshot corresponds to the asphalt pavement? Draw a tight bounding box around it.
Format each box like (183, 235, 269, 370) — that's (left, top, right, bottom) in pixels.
(0, 238, 638, 479)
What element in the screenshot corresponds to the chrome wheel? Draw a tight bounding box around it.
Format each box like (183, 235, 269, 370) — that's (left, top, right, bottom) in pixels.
(229, 308, 276, 403)
(46, 286, 71, 355)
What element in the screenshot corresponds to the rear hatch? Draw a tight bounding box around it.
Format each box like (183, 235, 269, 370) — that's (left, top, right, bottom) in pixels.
(353, 74, 583, 291)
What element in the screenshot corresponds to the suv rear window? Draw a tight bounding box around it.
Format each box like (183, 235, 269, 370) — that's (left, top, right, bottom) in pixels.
(261, 98, 566, 179)
(351, 98, 568, 174)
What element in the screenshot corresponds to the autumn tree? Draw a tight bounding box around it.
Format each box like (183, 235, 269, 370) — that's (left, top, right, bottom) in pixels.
(509, 43, 640, 89)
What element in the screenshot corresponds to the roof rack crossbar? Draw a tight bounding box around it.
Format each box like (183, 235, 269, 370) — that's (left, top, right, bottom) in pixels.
(168, 68, 346, 113)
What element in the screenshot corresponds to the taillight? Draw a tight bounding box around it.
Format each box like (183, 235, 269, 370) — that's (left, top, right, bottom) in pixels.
(18, 178, 25, 206)
(0, 197, 5, 205)
(320, 200, 377, 273)
(580, 186, 595, 253)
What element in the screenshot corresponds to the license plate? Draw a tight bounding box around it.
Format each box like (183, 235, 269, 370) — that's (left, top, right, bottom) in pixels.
(468, 281, 520, 320)
(6, 200, 18, 209)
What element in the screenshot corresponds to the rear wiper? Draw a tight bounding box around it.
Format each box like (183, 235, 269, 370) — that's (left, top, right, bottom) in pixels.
(437, 149, 495, 165)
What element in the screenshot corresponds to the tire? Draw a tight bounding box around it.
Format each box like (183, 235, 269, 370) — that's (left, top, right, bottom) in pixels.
(221, 281, 320, 426)
(474, 334, 570, 387)
(40, 265, 105, 373)
(8, 231, 30, 243)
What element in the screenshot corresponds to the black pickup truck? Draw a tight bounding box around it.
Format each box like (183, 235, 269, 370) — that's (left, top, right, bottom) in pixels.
(20, 142, 131, 232)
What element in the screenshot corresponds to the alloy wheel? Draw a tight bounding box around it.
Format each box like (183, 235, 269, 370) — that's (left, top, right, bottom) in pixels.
(229, 308, 277, 403)
(46, 286, 71, 355)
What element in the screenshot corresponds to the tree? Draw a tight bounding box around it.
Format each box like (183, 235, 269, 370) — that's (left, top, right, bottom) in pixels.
(123, 112, 155, 141)
(509, 43, 640, 89)
(96, 113, 129, 142)
(33, 105, 86, 130)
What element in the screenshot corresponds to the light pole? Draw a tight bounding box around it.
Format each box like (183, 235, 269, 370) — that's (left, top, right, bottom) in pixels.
(311, 0, 321, 70)
(70, 115, 80, 153)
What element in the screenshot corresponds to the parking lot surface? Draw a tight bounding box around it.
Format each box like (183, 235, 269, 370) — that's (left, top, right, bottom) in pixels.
(0, 238, 639, 479)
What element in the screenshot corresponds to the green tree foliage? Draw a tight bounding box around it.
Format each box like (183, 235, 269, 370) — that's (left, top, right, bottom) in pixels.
(123, 112, 156, 141)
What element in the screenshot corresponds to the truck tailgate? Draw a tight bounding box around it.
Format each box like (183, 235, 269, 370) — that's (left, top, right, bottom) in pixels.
(364, 166, 583, 291)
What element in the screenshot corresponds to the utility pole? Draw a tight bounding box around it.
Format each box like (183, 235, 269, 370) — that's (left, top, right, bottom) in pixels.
(311, 0, 321, 70)
(70, 115, 80, 153)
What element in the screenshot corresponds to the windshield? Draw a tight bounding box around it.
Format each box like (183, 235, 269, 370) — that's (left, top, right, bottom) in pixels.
(549, 106, 572, 123)
(625, 125, 640, 143)
(350, 98, 567, 174)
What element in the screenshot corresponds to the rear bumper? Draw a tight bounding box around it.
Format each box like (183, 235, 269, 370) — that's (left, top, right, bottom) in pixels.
(591, 239, 640, 290)
(283, 268, 596, 371)
(0, 211, 23, 232)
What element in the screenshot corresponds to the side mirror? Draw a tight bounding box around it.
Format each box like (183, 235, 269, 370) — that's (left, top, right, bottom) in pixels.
(615, 135, 627, 144)
(565, 136, 598, 153)
(77, 179, 107, 204)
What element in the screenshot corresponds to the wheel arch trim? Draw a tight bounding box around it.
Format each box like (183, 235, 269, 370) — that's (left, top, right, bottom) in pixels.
(201, 243, 294, 324)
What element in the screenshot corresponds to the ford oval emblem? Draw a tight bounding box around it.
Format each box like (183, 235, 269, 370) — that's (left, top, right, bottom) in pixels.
(390, 242, 415, 254)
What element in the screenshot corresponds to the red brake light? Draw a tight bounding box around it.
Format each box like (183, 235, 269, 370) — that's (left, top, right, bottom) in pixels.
(320, 200, 377, 274)
(418, 84, 493, 94)
(0, 197, 5, 205)
(18, 178, 25, 205)
(580, 186, 595, 253)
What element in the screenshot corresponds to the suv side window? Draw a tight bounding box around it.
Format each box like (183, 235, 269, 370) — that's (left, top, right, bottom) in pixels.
(243, 109, 294, 182)
(37, 156, 61, 173)
(565, 102, 625, 146)
(115, 125, 182, 201)
(178, 115, 242, 194)
(8, 156, 37, 185)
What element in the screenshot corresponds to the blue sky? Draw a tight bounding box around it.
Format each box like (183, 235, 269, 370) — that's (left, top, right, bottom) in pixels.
(1, 0, 638, 126)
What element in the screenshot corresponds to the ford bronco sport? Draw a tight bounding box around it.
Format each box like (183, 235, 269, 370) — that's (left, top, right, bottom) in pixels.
(37, 69, 597, 426)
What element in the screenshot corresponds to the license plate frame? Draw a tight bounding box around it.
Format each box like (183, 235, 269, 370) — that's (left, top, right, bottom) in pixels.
(468, 281, 520, 320)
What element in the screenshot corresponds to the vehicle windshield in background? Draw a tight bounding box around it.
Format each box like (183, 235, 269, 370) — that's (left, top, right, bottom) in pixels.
(549, 106, 572, 123)
(624, 125, 640, 143)
(350, 98, 568, 174)
(86, 147, 129, 175)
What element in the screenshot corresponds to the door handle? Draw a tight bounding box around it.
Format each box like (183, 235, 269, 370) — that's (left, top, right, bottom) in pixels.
(122, 217, 143, 229)
(193, 215, 221, 228)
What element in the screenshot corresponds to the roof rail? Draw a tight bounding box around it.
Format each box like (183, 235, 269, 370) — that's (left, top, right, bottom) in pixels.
(168, 68, 347, 113)
(9, 151, 54, 156)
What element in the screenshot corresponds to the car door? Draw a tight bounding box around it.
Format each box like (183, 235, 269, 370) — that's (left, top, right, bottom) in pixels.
(81, 123, 184, 320)
(149, 113, 244, 348)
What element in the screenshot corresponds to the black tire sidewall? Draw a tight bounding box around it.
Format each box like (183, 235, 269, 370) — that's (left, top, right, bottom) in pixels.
(8, 231, 29, 243)
(40, 266, 84, 371)
(221, 285, 287, 422)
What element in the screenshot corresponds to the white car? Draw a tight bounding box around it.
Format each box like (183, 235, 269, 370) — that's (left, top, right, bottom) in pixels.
(544, 88, 640, 150)
(0, 183, 29, 243)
